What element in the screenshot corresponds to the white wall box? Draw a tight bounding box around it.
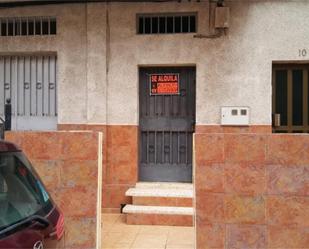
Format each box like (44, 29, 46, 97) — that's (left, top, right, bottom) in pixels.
(221, 106, 250, 126)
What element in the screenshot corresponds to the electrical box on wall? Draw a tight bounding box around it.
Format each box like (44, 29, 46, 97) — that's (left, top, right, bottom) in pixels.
(221, 107, 250, 126)
(215, 7, 230, 28)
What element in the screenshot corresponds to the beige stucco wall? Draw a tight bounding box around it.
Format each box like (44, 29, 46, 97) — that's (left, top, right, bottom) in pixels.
(0, 3, 107, 124)
(0, 1, 309, 126)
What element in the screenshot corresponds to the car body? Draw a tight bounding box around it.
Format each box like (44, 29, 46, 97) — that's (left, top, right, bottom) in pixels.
(0, 140, 64, 249)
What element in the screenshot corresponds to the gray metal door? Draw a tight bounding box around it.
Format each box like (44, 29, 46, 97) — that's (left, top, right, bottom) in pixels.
(139, 67, 196, 182)
(0, 55, 57, 130)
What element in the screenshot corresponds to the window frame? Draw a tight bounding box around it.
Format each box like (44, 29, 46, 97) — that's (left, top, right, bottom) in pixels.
(136, 12, 198, 35)
(272, 64, 309, 133)
(0, 16, 56, 36)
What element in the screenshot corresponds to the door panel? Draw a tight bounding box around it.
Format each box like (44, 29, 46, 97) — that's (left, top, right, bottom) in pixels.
(139, 67, 196, 182)
(0, 55, 57, 130)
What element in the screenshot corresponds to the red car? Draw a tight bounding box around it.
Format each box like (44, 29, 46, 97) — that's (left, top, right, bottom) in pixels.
(0, 140, 64, 249)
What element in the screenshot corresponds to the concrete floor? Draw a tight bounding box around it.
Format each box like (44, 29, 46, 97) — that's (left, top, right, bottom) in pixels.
(102, 214, 195, 249)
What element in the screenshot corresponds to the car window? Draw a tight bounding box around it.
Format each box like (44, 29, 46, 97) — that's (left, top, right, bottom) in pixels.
(0, 152, 53, 231)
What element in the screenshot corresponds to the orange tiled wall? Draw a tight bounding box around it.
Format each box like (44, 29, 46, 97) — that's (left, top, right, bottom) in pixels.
(58, 124, 138, 212)
(195, 125, 272, 133)
(5, 131, 101, 248)
(195, 133, 309, 249)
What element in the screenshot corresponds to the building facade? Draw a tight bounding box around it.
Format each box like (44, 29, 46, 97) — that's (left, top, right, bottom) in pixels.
(1, 0, 309, 248)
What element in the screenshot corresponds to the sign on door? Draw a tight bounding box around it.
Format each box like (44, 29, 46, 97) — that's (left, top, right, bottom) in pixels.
(150, 73, 179, 95)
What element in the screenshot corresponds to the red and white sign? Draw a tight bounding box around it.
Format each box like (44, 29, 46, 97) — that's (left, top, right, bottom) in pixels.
(150, 74, 180, 95)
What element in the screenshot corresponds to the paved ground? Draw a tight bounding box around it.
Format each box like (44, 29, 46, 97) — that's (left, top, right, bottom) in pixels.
(102, 214, 195, 249)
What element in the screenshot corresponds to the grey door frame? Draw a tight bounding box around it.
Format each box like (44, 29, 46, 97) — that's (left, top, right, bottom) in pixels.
(138, 66, 196, 183)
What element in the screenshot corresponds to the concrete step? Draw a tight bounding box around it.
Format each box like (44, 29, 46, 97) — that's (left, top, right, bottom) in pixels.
(123, 205, 194, 226)
(125, 186, 193, 198)
(124, 182, 194, 226)
(126, 185, 193, 207)
(135, 182, 193, 190)
(123, 204, 194, 215)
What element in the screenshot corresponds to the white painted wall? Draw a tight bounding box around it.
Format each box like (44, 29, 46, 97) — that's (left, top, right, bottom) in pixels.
(0, 1, 308, 126)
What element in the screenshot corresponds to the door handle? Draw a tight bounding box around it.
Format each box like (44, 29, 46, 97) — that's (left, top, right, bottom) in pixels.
(272, 113, 281, 127)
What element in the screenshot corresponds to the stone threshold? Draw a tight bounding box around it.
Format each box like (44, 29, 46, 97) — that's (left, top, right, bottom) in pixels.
(136, 182, 193, 189)
(126, 182, 194, 198)
(123, 204, 194, 216)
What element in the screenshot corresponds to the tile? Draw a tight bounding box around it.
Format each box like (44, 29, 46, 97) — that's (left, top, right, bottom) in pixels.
(267, 196, 309, 227)
(224, 134, 266, 163)
(108, 162, 137, 184)
(223, 126, 252, 133)
(226, 224, 266, 249)
(250, 126, 272, 133)
(100, 214, 195, 249)
(54, 186, 97, 217)
(195, 134, 225, 165)
(102, 222, 115, 233)
(65, 217, 96, 248)
(267, 135, 309, 165)
(133, 196, 192, 207)
(225, 162, 266, 195)
(195, 125, 224, 133)
(115, 214, 126, 224)
(196, 192, 224, 223)
(109, 223, 141, 234)
(196, 223, 225, 249)
(165, 244, 195, 249)
(101, 228, 110, 239)
(131, 245, 166, 249)
(102, 243, 131, 249)
(107, 125, 138, 147)
(102, 232, 137, 245)
(102, 208, 121, 214)
(133, 196, 177, 207)
(5, 131, 100, 249)
(21, 132, 62, 160)
(57, 124, 90, 130)
(267, 164, 308, 195)
(167, 227, 194, 245)
(60, 159, 98, 188)
(61, 132, 99, 160)
(176, 198, 194, 207)
(195, 163, 224, 193)
(32, 159, 61, 190)
(102, 214, 121, 224)
(5, 131, 24, 146)
(268, 225, 309, 248)
(131, 234, 168, 249)
(224, 195, 265, 224)
(102, 185, 133, 208)
(139, 225, 170, 235)
(168, 226, 194, 234)
(127, 213, 193, 226)
(106, 126, 138, 184)
(195, 125, 272, 134)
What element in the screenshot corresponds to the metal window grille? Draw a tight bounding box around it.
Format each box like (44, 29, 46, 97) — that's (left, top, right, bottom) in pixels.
(137, 13, 197, 34)
(0, 17, 56, 36)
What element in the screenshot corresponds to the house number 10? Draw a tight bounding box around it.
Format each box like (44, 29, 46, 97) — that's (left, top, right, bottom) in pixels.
(299, 49, 307, 57)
